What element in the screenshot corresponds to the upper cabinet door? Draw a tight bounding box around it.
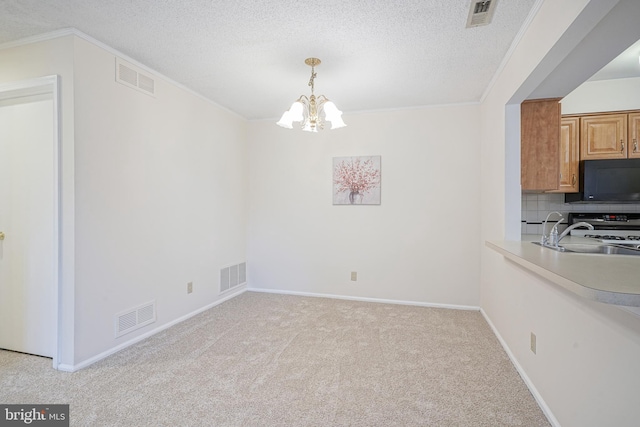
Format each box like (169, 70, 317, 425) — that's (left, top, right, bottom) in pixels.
(521, 99, 561, 191)
(628, 113, 640, 159)
(550, 117, 579, 193)
(580, 114, 627, 159)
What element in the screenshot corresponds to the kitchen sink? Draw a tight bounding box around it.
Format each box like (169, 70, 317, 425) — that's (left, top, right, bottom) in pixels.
(533, 242, 640, 256)
(562, 243, 640, 255)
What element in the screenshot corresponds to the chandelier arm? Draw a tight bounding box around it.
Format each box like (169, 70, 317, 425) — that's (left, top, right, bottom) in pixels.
(296, 95, 310, 105)
(316, 95, 328, 109)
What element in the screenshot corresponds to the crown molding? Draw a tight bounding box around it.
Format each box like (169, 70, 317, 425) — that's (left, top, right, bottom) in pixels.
(0, 28, 76, 50)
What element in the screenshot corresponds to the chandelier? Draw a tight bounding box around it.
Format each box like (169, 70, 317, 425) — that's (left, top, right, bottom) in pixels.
(276, 58, 346, 132)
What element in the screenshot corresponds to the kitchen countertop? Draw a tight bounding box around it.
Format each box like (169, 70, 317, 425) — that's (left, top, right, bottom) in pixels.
(486, 236, 640, 307)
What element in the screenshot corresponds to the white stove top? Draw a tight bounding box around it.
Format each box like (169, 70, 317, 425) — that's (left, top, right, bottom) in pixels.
(571, 229, 640, 244)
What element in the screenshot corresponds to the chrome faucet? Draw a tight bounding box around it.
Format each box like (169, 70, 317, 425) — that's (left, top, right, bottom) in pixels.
(556, 222, 594, 243)
(540, 211, 595, 248)
(541, 211, 564, 247)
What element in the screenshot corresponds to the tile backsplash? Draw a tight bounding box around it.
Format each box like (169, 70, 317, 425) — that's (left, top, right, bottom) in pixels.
(521, 193, 640, 236)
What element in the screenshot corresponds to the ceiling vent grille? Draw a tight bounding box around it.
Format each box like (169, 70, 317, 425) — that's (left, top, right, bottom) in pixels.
(115, 58, 156, 97)
(115, 300, 156, 338)
(466, 0, 498, 28)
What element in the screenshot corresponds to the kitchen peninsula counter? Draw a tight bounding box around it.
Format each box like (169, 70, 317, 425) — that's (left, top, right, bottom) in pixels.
(487, 236, 640, 307)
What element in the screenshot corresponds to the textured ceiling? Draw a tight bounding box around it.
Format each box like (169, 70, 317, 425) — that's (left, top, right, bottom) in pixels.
(0, 0, 541, 120)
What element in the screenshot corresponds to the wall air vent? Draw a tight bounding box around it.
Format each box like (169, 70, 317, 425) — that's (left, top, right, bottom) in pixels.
(115, 58, 156, 97)
(466, 0, 499, 28)
(115, 300, 156, 338)
(220, 262, 247, 294)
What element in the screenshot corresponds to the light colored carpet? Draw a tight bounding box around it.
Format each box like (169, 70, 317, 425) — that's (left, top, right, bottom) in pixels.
(1, 292, 550, 426)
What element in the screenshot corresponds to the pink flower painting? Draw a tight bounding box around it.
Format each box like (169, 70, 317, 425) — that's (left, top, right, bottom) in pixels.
(333, 156, 381, 205)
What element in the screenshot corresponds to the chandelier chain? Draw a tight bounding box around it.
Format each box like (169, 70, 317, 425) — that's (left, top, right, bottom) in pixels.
(308, 66, 316, 94)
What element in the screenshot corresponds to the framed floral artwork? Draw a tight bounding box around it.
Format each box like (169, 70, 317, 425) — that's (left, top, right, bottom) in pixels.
(332, 156, 381, 205)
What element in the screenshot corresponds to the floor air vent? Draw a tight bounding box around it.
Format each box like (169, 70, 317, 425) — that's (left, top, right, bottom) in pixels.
(115, 300, 156, 338)
(115, 58, 156, 97)
(220, 262, 247, 293)
(466, 0, 498, 28)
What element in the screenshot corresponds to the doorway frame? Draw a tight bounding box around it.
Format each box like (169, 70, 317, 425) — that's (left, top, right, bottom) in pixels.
(0, 75, 60, 369)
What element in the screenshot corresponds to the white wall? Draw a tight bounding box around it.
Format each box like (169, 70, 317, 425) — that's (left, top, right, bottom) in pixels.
(0, 33, 248, 367)
(247, 105, 481, 307)
(72, 37, 248, 364)
(562, 76, 640, 114)
(0, 35, 76, 366)
(481, 1, 640, 426)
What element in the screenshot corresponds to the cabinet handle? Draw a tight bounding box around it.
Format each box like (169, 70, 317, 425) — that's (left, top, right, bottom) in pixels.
(621, 140, 625, 153)
(572, 174, 576, 186)
(634, 139, 638, 153)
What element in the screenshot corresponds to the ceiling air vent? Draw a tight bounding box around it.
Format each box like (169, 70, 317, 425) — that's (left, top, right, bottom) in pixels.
(115, 58, 156, 97)
(466, 0, 499, 28)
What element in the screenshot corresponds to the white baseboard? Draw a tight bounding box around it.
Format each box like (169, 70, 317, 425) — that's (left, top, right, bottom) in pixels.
(60, 287, 247, 372)
(480, 308, 561, 427)
(247, 287, 480, 311)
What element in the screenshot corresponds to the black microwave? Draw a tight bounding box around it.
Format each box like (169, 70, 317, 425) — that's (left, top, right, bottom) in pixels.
(565, 159, 640, 203)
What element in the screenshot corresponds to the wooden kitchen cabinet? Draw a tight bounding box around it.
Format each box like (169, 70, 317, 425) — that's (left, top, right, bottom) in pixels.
(628, 112, 640, 158)
(521, 98, 560, 191)
(580, 113, 628, 159)
(548, 117, 579, 193)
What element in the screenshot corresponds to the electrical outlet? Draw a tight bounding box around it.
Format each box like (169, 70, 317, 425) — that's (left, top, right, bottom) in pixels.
(187, 282, 193, 294)
(530, 332, 537, 354)
(350, 272, 357, 281)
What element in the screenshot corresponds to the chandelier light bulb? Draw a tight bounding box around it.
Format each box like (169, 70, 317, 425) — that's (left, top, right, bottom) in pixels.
(289, 101, 304, 122)
(276, 111, 294, 128)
